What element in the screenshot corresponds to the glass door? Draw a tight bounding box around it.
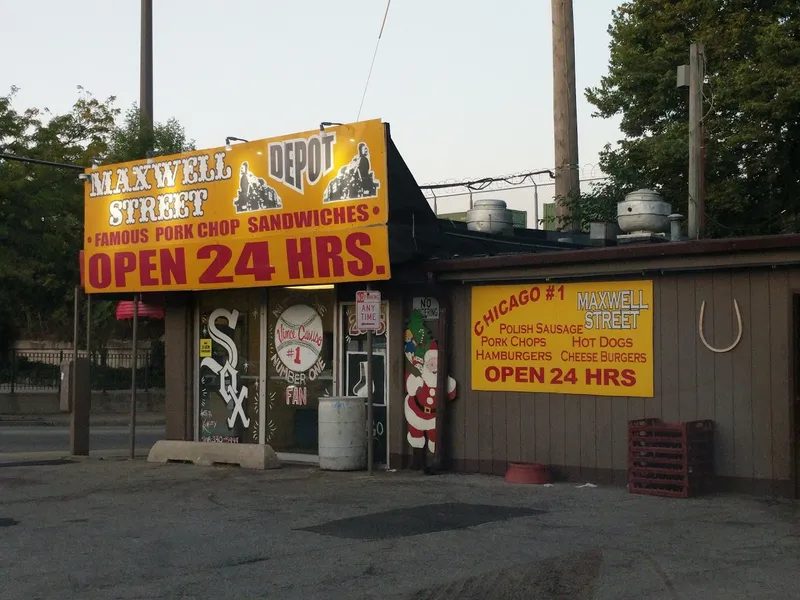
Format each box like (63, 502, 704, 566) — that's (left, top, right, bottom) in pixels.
(197, 290, 262, 444)
(265, 287, 336, 454)
(340, 301, 389, 466)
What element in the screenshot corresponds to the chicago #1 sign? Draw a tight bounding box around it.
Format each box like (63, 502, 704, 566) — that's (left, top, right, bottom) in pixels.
(82, 119, 390, 293)
(471, 281, 654, 397)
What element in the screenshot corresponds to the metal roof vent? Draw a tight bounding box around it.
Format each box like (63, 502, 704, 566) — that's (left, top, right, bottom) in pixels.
(466, 199, 514, 236)
(616, 189, 672, 244)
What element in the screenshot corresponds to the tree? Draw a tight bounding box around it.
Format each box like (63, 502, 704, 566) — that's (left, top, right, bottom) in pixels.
(569, 0, 800, 237)
(0, 87, 194, 352)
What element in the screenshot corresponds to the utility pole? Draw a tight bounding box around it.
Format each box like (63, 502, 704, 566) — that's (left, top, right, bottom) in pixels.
(551, 0, 580, 233)
(140, 0, 154, 143)
(687, 42, 705, 240)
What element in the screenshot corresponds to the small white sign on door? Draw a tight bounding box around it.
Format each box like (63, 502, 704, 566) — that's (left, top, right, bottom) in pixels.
(412, 297, 440, 320)
(356, 290, 382, 331)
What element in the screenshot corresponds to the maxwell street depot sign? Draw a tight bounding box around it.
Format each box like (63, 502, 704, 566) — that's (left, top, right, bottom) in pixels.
(471, 281, 654, 397)
(82, 119, 390, 293)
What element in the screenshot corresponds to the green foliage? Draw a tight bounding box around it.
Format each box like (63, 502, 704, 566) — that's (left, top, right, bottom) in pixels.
(0, 87, 194, 350)
(570, 0, 800, 236)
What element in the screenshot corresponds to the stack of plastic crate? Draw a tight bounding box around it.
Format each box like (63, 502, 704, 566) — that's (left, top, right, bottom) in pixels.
(628, 418, 714, 498)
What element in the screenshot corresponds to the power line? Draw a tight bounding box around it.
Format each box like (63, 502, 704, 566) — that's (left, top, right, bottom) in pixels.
(420, 175, 609, 200)
(356, 0, 392, 122)
(0, 152, 85, 171)
(420, 169, 556, 192)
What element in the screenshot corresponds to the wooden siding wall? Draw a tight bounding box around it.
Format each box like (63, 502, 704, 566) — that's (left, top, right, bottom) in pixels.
(442, 268, 798, 497)
(164, 295, 192, 441)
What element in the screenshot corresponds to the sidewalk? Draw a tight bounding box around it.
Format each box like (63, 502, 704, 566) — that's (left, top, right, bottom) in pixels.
(0, 412, 165, 427)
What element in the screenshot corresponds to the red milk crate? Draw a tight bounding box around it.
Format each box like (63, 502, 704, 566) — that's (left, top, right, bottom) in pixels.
(627, 418, 715, 498)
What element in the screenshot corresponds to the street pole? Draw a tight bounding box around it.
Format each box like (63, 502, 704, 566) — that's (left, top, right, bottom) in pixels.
(552, 0, 580, 233)
(365, 285, 374, 476)
(688, 42, 705, 240)
(86, 294, 91, 358)
(129, 295, 139, 459)
(140, 0, 154, 143)
(70, 286, 80, 452)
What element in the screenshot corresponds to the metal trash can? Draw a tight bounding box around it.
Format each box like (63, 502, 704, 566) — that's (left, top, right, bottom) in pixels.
(318, 396, 367, 471)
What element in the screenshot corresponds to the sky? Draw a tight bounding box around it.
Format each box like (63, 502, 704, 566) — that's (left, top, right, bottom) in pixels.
(2, 0, 623, 224)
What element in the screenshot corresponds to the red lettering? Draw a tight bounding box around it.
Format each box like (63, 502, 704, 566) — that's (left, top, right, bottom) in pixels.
(281, 213, 293, 230)
(550, 368, 563, 385)
(286, 237, 314, 279)
(88, 254, 111, 289)
(296, 211, 313, 228)
(345, 232, 373, 276)
(197, 244, 234, 284)
(315, 236, 344, 277)
(563, 368, 578, 384)
(332, 206, 346, 224)
(621, 369, 636, 387)
(529, 367, 545, 383)
(160, 248, 187, 285)
(270, 214, 281, 230)
(356, 204, 369, 222)
(140, 249, 158, 286)
(114, 252, 136, 287)
(320, 209, 332, 226)
(234, 241, 275, 281)
(346, 205, 357, 222)
(585, 368, 602, 385)
(604, 369, 620, 386)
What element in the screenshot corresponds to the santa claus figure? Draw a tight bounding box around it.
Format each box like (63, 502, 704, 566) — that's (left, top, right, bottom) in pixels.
(404, 341, 456, 454)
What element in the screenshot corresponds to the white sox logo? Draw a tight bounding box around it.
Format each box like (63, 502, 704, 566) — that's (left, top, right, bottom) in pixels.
(201, 308, 250, 429)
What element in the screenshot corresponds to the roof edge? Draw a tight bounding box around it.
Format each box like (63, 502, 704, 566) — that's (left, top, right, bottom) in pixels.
(421, 233, 800, 272)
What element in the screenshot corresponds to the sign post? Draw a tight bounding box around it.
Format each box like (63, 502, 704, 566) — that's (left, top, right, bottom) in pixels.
(356, 288, 381, 475)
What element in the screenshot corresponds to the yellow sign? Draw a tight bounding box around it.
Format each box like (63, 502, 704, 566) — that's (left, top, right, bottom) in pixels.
(199, 339, 212, 358)
(83, 119, 390, 293)
(471, 281, 653, 397)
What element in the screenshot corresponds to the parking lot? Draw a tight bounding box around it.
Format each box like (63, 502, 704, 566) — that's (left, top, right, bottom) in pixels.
(1, 459, 798, 599)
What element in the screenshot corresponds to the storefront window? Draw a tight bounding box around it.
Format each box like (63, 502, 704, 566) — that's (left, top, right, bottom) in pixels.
(198, 290, 261, 444)
(340, 302, 389, 465)
(266, 287, 336, 454)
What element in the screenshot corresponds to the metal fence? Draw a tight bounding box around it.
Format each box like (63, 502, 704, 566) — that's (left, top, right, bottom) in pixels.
(0, 348, 165, 393)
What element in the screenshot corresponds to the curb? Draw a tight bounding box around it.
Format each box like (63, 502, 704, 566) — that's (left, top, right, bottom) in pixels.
(0, 449, 143, 468)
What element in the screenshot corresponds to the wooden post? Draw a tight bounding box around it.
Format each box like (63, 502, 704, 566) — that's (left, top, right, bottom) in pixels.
(688, 42, 705, 240)
(552, 0, 580, 232)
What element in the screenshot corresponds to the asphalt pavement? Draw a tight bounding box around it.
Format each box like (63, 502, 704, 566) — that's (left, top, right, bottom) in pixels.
(0, 425, 163, 454)
(0, 460, 798, 599)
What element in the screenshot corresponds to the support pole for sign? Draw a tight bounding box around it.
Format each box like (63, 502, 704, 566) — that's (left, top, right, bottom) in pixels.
(140, 0, 154, 143)
(86, 294, 91, 381)
(129, 294, 139, 460)
(366, 284, 374, 476)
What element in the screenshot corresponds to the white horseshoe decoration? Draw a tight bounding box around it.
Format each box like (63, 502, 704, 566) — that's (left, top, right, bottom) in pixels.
(699, 299, 743, 353)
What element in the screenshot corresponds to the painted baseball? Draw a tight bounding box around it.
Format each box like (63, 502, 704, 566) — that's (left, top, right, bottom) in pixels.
(274, 304, 324, 373)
